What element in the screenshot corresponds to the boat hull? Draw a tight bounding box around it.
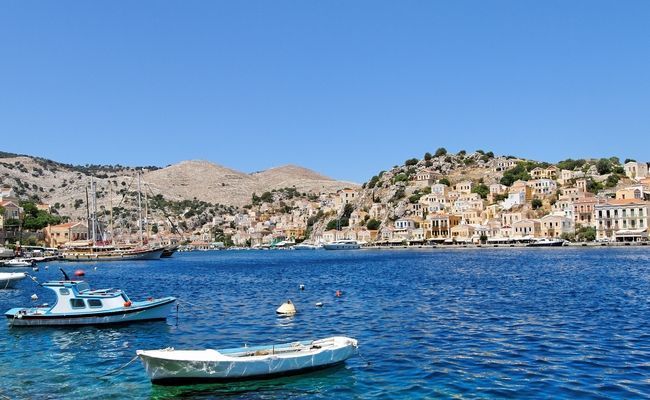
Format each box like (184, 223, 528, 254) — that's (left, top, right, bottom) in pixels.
(62, 248, 165, 262)
(0, 273, 26, 289)
(160, 245, 179, 258)
(137, 337, 358, 384)
(6, 297, 175, 327)
(322, 244, 360, 250)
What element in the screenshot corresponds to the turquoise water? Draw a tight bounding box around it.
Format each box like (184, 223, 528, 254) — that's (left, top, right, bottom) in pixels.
(1, 248, 650, 399)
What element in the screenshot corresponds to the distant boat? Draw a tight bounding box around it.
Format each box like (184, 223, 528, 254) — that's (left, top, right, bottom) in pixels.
(0, 272, 26, 289)
(527, 238, 566, 247)
(2, 259, 34, 267)
(0, 247, 14, 259)
(137, 336, 358, 384)
(323, 240, 361, 250)
(293, 243, 320, 250)
(5, 269, 175, 326)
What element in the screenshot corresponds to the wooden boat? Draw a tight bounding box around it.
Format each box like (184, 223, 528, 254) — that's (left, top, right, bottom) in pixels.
(0, 272, 26, 289)
(137, 336, 358, 384)
(5, 270, 175, 326)
(61, 245, 165, 261)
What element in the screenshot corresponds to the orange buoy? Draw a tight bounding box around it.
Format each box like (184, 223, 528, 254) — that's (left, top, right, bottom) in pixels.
(74, 269, 85, 277)
(124, 301, 132, 307)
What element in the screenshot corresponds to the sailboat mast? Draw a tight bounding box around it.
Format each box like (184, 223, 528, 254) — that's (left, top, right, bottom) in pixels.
(91, 178, 97, 244)
(144, 181, 149, 240)
(109, 184, 114, 244)
(137, 172, 143, 246)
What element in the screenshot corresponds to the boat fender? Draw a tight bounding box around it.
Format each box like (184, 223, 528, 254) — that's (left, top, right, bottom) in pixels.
(31, 294, 38, 301)
(124, 301, 132, 307)
(299, 284, 305, 291)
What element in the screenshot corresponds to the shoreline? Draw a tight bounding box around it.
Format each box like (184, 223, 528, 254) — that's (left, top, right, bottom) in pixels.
(362, 242, 648, 250)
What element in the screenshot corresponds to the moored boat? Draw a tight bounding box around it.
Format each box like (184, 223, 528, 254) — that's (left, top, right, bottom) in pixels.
(160, 245, 179, 258)
(527, 238, 566, 247)
(323, 240, 361, 250)
(292, 243, 320, 250)
(61, 245, 165, 261)
(1, 258, 34, 267)
(0, 272, 26, 289)
(137, 336, 358, 384)
(5, 270, 175, 326)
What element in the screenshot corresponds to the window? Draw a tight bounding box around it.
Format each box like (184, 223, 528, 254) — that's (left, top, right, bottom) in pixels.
(70, 299, 85, 309)
(59, 288, 70, 295)
(87, 299, 102, 308)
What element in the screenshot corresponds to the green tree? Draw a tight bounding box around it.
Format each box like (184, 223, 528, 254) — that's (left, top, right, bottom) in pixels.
(259, 192, 274, 203)
(393, 173, 408, 183)
(366, 219, 381, 230)
(605, 174, 620, 188)
(424, 152, 432, 161)
(471, 183, 490, 199)
(434, 147, 447, 157)
(596, 158, 612, 175)
(439, 177, 451, 186)
(576, 226, 596, 242)
(500, 163, 531, 186)
(531, 199, 543, 209)
(405, 158, 418, 166)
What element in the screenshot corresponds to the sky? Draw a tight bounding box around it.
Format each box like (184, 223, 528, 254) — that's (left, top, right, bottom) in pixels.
(0, 1, 648, 183)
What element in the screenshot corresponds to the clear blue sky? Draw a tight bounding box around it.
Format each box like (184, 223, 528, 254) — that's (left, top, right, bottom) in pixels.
(1, 1, 648, 183)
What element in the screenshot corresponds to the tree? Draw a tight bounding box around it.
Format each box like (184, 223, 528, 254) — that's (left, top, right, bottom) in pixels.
(471, 183, 490, 199)
(576, 226, 596, 242)
(439, 177, 451, 186)
(326, 219, 338, 230)
(405, 158, 418, 166)
(596, 158, 612, 175)
(624, 158, 636, 164)
(531, 199, 543, 209)
(434, 147, 447, 157)
(500, 163, 531, 186)
(259, 191, 274, 203)
(366, 219, 381, 230)
(424, 152, 432, 161)
(605, 174, 619, 188)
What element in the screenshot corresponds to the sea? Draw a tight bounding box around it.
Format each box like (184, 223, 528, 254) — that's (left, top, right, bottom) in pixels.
(1, 248, 650, 399)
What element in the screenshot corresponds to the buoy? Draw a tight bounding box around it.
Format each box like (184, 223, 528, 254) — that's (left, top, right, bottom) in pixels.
(124, 301, 132, 308)
(32, 267, 38, 272)
(299, 284, 305, 291)
(94, 267, 97, 271)
(276, 300, 297, 316)
(335, 290, 342, 297)
(74, 269, 85, 277)
(315, 302, 323, 307)
(31, 294, 38, 301)
(44, 266, 48, 270)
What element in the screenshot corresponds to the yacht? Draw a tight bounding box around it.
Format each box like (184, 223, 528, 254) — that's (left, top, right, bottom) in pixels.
(323, 240, 361, 250)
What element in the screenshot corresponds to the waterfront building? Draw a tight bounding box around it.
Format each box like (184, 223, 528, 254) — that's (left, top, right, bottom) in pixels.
(594, 199, 649, 242)
(44, 222, 89, 248)
(573, 197, 598, 227)
(422, 213, 461, 242)
(540, 214, 574, 238)
(512, 219, 542, 238)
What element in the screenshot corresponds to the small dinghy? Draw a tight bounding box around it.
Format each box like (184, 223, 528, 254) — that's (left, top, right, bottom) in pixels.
(3, 258, 34, 267)
(5, 269, 175, 327)
(0, 272, 26, 289)
(137, 336, 358, 384)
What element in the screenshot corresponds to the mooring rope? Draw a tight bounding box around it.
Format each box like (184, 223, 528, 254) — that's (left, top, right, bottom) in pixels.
(98, 355, 139, 378)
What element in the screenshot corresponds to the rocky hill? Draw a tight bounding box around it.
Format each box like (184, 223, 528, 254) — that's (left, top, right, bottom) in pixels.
(0, 153, 357, 219)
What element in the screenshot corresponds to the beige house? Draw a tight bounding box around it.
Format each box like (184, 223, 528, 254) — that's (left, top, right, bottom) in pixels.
(595, 199, 649, 242)
(422, 213, 461, 241)
(616, 186, 644, 201)
(454, 181, 473, 194)
(44, 222, 89, 248)
(450, 224, 475, 242)
(414, 170, 435, 187)
(540, 214, 574, 238)
(573, 197, 597, 227)
(624, 161, 648, 180)
(512, 219, 542, 238)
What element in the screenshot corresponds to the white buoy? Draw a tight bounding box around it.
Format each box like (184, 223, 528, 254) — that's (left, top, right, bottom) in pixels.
(32, 267, 39, 272)
(315, 302, 323, 307)
(276, 300, 297, 316)
(31, 294, 38, 301)
(299, 284, 305, 291)
(94, 267, 97, 271)
(45, 265, 49, 270)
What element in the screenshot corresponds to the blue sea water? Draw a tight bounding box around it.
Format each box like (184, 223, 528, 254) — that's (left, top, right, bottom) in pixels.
(1, 248, 650, 399)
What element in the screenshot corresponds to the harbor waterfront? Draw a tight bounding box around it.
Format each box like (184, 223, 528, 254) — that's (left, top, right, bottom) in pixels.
(1, 248, 650, 399)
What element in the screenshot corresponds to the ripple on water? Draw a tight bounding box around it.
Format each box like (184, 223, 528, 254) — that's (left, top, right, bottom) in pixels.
(1, 248, 650, 399)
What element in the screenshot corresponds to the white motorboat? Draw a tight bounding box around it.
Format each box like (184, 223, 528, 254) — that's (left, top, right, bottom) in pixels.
(2, 258, 34, 267)
(137, 336, 358, 384)
(5, 269, 175, 326)
(292, 243, 320, 250)
(323, 240, 361, 250)
(0, 272, 26, 289)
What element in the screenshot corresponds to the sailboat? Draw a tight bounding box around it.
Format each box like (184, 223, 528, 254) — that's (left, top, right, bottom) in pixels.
(61, 175, 165, 261)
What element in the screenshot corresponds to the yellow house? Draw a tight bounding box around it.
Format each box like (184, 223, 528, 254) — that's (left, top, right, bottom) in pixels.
(44, 222, 89, 248)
